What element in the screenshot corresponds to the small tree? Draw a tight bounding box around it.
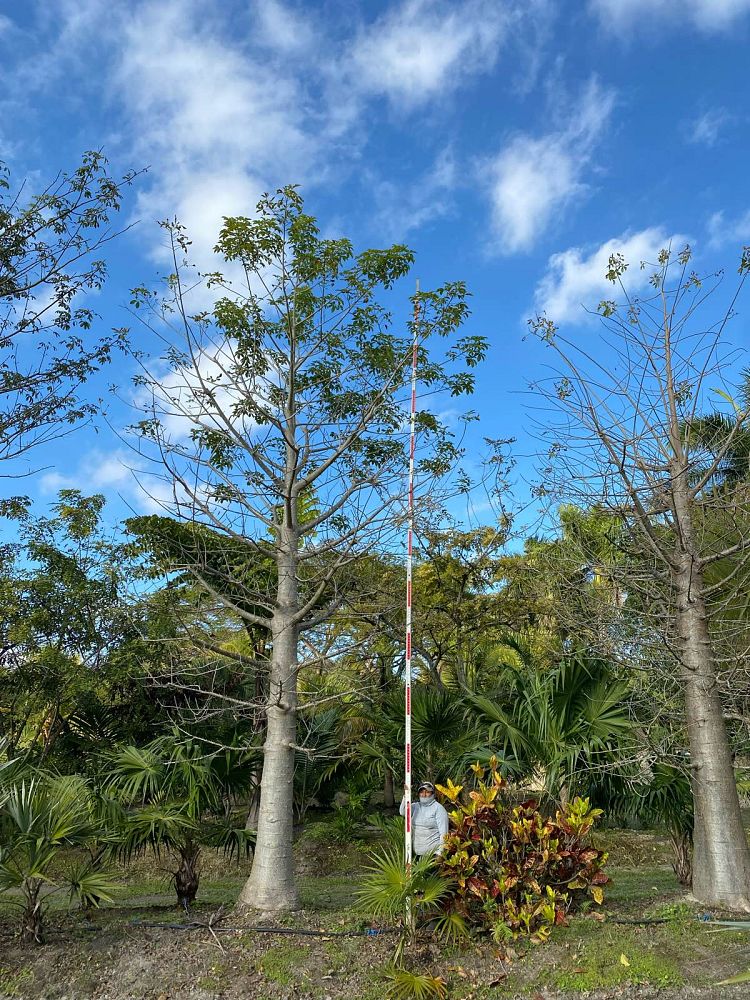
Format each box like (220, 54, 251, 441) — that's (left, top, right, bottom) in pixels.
(107, 733, 254, 910)
(131, 186, 486, 910)
(0, 151, 136, 471)
(529, 245, 750, 910)
(0, 766, 117, 943)
(0, 491, 162, 762)
(466, 642, 634, 805)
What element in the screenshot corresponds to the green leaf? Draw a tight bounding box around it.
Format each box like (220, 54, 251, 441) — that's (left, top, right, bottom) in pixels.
(716, 968, 750, 985)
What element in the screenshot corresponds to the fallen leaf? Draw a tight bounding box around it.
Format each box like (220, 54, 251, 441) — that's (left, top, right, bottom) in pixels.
(715, 969, 750, 985)
(620, 953, 630, 967)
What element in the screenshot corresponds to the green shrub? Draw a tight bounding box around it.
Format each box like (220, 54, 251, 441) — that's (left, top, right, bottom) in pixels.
(329, 788, 369, 844)
(434, 758, 609, 945)
(0, 772, 117, 943)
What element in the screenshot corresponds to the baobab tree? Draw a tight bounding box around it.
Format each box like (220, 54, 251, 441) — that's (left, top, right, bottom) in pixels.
(529, 245, 750, 910)
(131, 187, 486, 910)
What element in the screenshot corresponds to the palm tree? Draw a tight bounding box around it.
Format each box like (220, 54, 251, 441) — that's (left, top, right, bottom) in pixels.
(106, 733, 254, 910)
(350, 685, 489, 795)
(685, 368, 750, 489)
(0, 768, 117, 943)
(465, 638, 635, 805)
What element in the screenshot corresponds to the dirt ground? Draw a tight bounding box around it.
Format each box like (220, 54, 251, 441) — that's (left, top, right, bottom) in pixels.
(1, 826, 749, 1000)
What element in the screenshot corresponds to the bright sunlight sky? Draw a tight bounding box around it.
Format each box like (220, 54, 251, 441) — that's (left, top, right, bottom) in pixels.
(1, 0, 749, 532)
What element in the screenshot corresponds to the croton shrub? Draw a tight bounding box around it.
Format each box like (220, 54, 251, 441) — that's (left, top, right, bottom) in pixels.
(434, 759, 609, 944)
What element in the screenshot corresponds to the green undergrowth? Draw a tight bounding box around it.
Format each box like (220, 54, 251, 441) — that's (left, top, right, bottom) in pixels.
(257, 943, 311, 986)
(604, 866, 679, 907)
(0, 965, 34, 997)
(540, 920, 684, 991)
(3, 834, 750, 998)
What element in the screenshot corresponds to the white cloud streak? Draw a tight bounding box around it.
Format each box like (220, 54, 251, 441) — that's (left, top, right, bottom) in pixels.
(485, 78, 616, 254)
(254, 0, 317, 54)
(707, 209, 750, 250)
(686, 108, 733, 147)
(114, 1, 314, 269)
(590, 0, 750, 33)
(366, 148, 458, 240)
(348, 0, 509, 107)
(533, 227, 690, 325)
(39, 448, 142, 495)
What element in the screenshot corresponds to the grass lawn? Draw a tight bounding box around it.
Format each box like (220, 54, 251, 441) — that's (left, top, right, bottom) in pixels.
(1, 823, 750, 999)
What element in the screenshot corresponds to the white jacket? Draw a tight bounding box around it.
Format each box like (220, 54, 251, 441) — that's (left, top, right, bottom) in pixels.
(399, 795, 449, 857)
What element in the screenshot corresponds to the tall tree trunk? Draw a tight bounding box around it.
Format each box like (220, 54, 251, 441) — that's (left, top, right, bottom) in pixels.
(674, 553, 750, 910)
(245, 631, 268, 831)
(244, 787, 260, 830)
(383, 767, 395, 809)
(238, 538, 300, 911)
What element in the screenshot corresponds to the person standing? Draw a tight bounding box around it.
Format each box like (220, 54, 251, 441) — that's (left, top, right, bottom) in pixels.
(400, 781, 449, 860)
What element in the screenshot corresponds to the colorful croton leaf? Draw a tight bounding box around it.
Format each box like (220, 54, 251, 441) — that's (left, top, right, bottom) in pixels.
(433, 761, 609, 949)
(434, 778, 463, 803)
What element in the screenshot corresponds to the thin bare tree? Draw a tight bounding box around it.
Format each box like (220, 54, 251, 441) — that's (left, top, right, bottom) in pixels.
(528, 245, 750, 910)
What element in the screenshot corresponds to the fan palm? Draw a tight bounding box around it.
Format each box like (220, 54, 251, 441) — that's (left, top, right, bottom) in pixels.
(685, 369, 750, 489)
(351, 685, 488, 793)
(106, 733, 254, 910)
(0, 770, 117, 943)
(465, 639, 634, 804)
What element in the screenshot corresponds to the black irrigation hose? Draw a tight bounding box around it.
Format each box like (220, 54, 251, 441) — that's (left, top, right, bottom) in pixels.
(131, 913, 735, 936)
(130, 919, 398, 938)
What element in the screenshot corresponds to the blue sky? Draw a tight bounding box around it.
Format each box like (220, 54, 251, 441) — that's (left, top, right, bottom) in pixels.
(1, 0, 750, 533)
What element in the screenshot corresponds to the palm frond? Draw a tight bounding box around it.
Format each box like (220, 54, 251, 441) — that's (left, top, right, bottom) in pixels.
(382, 967, 448, 1000)
(66, 861, 117, 908)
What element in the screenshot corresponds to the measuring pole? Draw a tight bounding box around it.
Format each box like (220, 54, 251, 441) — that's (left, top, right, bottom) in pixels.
(404, 281, 419, 882)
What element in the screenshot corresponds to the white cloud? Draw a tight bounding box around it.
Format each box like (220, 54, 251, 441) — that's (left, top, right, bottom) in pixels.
(254, 0, 316, 54)
(115, 1, 314, 268)
(38, 448, 191, 515)
(486, 78, 615, 254)
(349, 0, 509, 106)
(39, 449, 141, 495)
(132, 338, 265, 446)
(533, 227, 690, 325)
(686, 108, 733, 147)
(707, 209, 750, 250)
(10, 0, 558, 270)
(367, 148, 457, 239)
(590, 0, 750, 33)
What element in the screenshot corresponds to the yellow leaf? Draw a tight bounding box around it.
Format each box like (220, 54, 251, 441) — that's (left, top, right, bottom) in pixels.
(435, 779, 463, 802)
(591, 886, 604, 905)
(620, 954, 630, 967)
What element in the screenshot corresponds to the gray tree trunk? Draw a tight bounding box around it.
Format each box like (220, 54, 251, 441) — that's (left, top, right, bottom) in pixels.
(244, 787, 260, 831)
(670, 467, 750, 910)
(238, 534, 300, 911)
(384, 768, 395, 809)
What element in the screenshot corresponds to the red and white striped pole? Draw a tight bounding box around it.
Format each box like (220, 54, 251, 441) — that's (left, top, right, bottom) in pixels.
(404, 281, 419, 877)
